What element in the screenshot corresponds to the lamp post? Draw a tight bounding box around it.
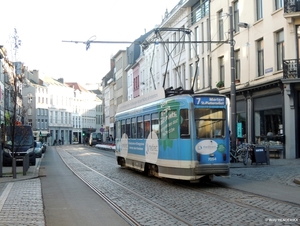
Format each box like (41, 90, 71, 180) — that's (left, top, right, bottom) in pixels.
(229, 7, 249, 151)
(229, 6, 237, 152)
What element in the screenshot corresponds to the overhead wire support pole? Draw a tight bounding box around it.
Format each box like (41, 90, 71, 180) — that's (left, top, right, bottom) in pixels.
(229, 6, 237, 152)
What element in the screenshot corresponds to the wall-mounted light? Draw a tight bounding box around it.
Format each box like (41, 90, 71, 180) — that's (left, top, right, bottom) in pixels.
(238, 22, 249, 28)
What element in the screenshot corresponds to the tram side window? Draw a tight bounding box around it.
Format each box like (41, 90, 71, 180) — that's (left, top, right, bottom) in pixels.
(126, 119, 131, 138)
(144, 114, 150, 138)
(131, 117, 137, 138)
(137, 116, 143, 138)
(180, 109, 190, 138)
(116, 121, 121, 139)
(121, 120, 126, 137)
(195, 108, 225, 138)
(151, 113, 159, 138)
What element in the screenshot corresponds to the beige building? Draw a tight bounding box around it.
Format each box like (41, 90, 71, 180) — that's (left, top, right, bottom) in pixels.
(105, 0, 299, 159)
(208, 0, 299, 159)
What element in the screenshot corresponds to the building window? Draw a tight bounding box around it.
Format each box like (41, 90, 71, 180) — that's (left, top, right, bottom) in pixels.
(28, 107, 32, 116)
(202, 57, 205, 88)
(201, 22, 204, 53)
(191, 1, 201, 25)
(173, 32, 177, 56)
(255, 108, 282, 137)
(276, 30, 284, 71)
(189, 40, 193, 59)
(257, 39, 264, 77)
(207, 18, 210, 51)
(256, 0, 263, 20)
(275, 0, 283, 10)
(28, 119, 32, 127)
(218, 10, 224, 41)
(189, 63, 194, 88)
(234, 1, 239, 33)
(196, 63, 200, 90)
(219, 56, 225, 82)
(235, 50, 241, 80)
(195, 26, 199, 55)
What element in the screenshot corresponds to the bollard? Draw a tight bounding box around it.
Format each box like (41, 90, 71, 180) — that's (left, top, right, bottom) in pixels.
(23, 154, 29, 175)
(266, 145, 270, 165)
(0, 149, 2, 177)
(12, 158, 17, 179)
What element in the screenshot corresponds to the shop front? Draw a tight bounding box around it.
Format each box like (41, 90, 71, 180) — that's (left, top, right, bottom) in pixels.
(252, 93, 284, 158)
(233, 81, 286, 159)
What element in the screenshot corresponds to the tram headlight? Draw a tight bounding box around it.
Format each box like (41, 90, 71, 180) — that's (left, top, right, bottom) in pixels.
(223, 153, 226, 161)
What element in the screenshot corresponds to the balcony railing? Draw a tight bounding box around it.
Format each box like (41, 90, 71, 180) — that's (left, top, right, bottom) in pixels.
(283, 59, 300, 79)
(284, 0, 300, 13)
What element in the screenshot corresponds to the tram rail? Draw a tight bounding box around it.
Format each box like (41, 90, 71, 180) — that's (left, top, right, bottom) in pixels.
(57, 146, 300, 226)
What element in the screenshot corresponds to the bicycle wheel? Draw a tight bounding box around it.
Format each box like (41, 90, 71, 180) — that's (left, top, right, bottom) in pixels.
(239, 148, 245, 162)
(230, 149, 236, 163)
(243, 150, 249, 165)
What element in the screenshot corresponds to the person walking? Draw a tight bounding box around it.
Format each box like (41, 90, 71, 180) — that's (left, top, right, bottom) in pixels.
(108, 135, 114, 144)
(85, 136, 89, 146)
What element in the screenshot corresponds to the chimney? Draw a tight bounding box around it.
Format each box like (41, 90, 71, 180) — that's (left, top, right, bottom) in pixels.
(58, 78, 64, 84)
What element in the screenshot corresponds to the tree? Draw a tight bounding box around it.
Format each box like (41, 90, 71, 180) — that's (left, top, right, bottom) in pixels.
(1, 60, 32, 178)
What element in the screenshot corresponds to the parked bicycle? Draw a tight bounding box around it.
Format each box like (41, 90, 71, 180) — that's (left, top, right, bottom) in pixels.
(230, 143, 255, 165)
(230, 144, 245, 163)
(241, 143, 255, 165)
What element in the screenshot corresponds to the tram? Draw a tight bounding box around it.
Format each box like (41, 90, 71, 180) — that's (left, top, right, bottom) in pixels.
(115, 87, 230, 182)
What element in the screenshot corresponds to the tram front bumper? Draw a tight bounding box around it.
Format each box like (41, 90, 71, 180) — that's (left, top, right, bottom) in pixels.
(194, 164, 230, 176)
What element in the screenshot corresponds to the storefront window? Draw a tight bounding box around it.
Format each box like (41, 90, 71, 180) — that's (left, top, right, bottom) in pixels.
(254, 108, 282, 137)
(237, 112, 246, 138)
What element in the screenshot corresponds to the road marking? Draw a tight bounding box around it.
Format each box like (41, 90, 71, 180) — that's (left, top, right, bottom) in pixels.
(0, 182, 13, 212)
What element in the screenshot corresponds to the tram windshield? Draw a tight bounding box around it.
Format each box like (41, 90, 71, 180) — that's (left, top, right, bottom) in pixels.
(195, 108, 226, 138)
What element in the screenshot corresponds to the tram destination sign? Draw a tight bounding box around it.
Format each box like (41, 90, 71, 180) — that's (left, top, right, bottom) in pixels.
(194, 96, 226, 106)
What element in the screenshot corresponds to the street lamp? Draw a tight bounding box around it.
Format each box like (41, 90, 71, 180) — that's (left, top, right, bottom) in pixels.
(230, 6, 249, 151)
(229, 6, 237, 152)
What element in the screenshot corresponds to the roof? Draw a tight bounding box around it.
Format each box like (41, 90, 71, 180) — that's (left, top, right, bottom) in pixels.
(42, 77, 72, 88)
(65, 82, 89, 92)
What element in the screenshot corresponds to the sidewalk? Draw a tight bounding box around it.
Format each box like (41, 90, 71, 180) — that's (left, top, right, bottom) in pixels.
(0, 158, 44, 226)
(0, 159, 41, 182)
(230, 158, 300, 186)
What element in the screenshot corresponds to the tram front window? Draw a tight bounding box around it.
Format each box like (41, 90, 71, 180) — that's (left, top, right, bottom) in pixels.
(195, 108, 225, 139)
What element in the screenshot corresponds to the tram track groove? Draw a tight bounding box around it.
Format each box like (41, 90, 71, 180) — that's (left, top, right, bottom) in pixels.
(57, 148, 194, 226)
(58, 147, 300, 225)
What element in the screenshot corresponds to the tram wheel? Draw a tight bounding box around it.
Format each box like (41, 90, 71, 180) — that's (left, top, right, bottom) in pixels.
(200, 175, 213, 183)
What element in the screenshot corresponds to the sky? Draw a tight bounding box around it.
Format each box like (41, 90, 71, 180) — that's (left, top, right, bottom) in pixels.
(1, 0, 179, 85)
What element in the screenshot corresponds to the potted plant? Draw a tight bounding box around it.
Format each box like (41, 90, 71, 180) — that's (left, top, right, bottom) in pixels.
(216, 81, 224, 88)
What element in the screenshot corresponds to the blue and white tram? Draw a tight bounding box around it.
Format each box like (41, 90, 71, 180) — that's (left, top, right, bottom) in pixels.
(115, 88, 230, 181)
